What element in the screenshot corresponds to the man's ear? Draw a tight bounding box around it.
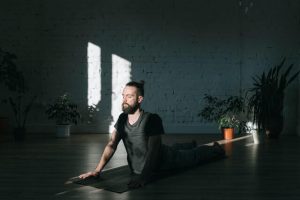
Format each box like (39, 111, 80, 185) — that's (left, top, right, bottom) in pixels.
(138, 96, 144, 103)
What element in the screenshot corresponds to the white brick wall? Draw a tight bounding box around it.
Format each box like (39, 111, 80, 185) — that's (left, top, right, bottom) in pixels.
(0, 0, 299, 134)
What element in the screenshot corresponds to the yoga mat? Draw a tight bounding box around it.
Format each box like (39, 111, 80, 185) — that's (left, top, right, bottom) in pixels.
(71, 166, 178, 193)
(71, 155, 226, 193)
(71, 143, 227, 193)
(71, 165, 132, 193)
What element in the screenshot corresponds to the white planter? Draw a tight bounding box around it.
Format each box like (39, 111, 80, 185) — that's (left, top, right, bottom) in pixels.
(56, 124, 71, 138)
(252, 129, 260, 144)
(246, 121, 260, 144)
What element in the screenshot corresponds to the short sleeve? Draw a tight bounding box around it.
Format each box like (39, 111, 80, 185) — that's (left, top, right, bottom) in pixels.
(114, 113, 127, 137)
(145, 114, 165, 136)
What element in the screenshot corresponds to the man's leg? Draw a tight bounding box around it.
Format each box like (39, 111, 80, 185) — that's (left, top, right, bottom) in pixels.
(170, 140, 197, 150)
(160, 142, 225, 171)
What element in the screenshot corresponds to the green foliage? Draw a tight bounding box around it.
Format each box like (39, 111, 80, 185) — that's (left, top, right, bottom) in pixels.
(218, 113, 240, 129)
(0, 49, 35, 129)
(0, 49, 26, 93)
(247, 58, 299, 135)
(86, 104, 100, 124)
(199, 94, 246, 131)
(199, 94, 245, 123)
(45, 93, 80, 125)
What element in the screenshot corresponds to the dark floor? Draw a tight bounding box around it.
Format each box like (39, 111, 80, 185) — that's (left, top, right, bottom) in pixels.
(0, 132, 300, 200)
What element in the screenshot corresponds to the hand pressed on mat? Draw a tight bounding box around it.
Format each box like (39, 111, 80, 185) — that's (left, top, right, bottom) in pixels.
(78, 171, 100, 179)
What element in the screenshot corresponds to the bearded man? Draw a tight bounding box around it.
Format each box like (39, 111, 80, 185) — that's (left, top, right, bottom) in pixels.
(79, 81, 225, 188)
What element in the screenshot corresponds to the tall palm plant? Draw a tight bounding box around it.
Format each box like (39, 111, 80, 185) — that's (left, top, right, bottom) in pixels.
(247, 58, 299, 138)
(1, 49, 36, 141)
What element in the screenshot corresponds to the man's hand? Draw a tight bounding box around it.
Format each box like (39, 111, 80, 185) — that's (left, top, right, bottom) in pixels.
(127, 176, 146, 189)
(78, 171, 100, 179)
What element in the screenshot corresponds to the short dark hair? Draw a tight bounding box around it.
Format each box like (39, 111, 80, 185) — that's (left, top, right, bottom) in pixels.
(126, 80, 145, 97)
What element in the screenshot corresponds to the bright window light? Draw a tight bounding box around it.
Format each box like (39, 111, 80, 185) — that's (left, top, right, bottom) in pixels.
(87, 42, 101, 107)
(110, 54, 132, 132)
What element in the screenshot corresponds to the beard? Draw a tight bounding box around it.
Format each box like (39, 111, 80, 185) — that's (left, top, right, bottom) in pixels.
(122, 102, 139, 114)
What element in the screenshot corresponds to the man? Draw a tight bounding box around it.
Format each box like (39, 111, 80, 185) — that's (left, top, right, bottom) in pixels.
(79, 81, 225, 188)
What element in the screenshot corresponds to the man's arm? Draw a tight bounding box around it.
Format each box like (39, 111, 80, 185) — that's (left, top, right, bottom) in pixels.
(79, 129, 121, 179)
(128, 135, 162, 188)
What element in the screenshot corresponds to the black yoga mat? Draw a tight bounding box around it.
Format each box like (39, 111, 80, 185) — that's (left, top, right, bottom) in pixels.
(71, 165, 133, 193)
(71, 165, 180, 193)
(71, 146, 227, 193)
(71, 157, 226, 193)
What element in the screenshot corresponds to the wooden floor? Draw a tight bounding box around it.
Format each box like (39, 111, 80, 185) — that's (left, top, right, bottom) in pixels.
(0, 132, 300, 200)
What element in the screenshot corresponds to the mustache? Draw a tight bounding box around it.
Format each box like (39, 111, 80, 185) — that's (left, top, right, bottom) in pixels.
(122, 103, 129, 107)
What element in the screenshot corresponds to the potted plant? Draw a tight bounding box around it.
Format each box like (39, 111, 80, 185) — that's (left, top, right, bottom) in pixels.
(199, 94, 246, 139)
(0, 49, 36, 141)
(9, 94, 36, 141)
(247, 58, 299, 138)
(218, 113, 240, 140)
(45, 93, 80, 137)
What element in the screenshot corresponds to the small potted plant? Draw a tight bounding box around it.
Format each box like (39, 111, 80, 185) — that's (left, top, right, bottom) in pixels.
(45, 93, 80, 137)
(199, 94, 246, 139)
(218, 113, 240, 140)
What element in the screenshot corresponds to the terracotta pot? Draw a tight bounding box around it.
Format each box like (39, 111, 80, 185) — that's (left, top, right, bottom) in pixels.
(223, 128, 234, 140)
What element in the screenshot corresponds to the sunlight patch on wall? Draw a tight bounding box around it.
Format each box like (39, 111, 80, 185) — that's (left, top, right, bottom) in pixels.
(87, 42, 101, 107)
(110, 54, 132, 132)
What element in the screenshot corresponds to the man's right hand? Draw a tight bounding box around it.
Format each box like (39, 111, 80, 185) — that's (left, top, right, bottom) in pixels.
(78, 171, 100, 179)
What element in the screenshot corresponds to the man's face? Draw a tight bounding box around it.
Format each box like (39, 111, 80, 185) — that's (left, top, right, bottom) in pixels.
(122, 86, 142, 114)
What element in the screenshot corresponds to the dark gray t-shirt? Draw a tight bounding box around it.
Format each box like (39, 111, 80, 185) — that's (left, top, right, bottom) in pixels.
(114, 111, 164, 174)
